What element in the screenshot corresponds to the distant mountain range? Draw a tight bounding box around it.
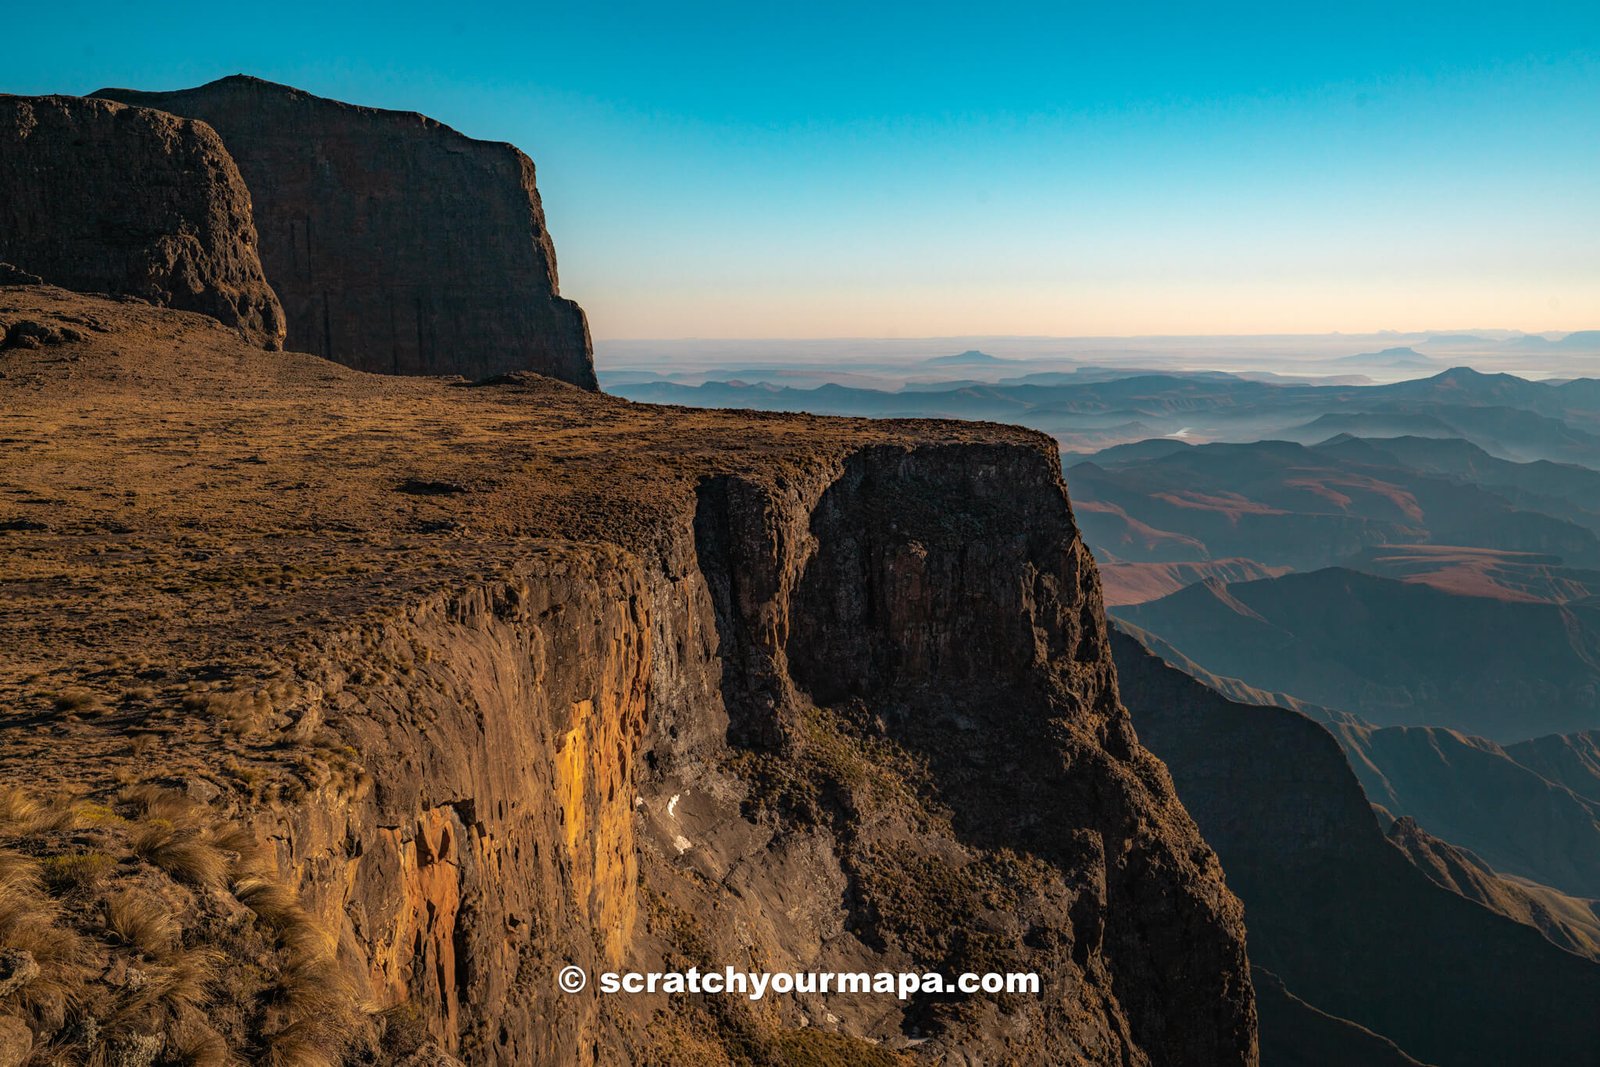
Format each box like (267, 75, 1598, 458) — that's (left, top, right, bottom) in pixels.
(1507, 330, 1600, 351)
(1096, 557, 1291, 606)
(923, 348, 1016, 366)
(1128, 606, 1600, 907)
(1346, 544, 1600, 603)
(1071, 405, 1600, 1041)
(1333, 346, 1437, 369)
(616, 366, 1600, 463)
(1328, 718, 1600, 899)
(1067, 436, 1600, 570)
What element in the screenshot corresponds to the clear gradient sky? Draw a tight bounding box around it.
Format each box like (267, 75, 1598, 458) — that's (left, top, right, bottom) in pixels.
(7, 2, 1598, 338)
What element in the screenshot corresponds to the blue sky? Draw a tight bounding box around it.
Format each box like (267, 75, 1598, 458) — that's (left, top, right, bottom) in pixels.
(8, 1, 1598, 337)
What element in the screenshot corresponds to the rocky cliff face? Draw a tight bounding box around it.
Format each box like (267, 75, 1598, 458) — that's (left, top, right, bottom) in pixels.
(1112, 627, 1600, 1067)
(0, 94, 285, 348)
(96, 77, 595, 387)
(0, 287, 1252, 1065)
(264, 436, 1256, 1064)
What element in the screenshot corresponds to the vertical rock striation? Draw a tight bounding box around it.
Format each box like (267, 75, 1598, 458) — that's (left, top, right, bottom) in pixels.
(274, 440, 1255, 1064)
(0, 292, 1256, 1063)
(0, 94, 285, 348)
(96, 76, 596, 387)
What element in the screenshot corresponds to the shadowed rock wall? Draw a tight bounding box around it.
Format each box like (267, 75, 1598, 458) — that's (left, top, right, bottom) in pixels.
(0, 94, 285, 348)
(98, 76, 596, 386)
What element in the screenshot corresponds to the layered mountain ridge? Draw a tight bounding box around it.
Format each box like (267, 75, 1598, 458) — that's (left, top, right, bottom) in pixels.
(1111, 628, 1600, 1067)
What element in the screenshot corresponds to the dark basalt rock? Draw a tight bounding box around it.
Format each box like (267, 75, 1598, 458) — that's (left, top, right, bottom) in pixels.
(97, 76, 596, 388)
(0, 95, 285, 349)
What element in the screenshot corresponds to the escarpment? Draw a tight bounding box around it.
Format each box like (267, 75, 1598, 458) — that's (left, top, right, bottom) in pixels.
(97, 76, 596, 387)
(0, 94, 285, 348)
(0, 287, 1253, 1064)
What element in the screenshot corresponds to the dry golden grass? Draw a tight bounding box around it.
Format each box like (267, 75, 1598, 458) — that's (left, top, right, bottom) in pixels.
(103, 890, 178, 959)
(0, 782, 372, 1063)
(49, 688, 103, 715)
(232, 877, 339, 974)
(119, 783, 203, 826)
(211, 823, 268, 871)
(0, 786, 78, 836)
(165, 1013, 232, 1067)
(40, 851, 117, 892)
(131, 824, 230, 889)
(150, 947, 223, 1014)
(0, 849, 96, 1032)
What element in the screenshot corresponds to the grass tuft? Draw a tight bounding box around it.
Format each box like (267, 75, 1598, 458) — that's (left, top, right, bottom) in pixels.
(103, 890, 178, 959)
(40, 851, 116, 893)
(131, 825, 229, 889)
(165, 1014, 231, 1067)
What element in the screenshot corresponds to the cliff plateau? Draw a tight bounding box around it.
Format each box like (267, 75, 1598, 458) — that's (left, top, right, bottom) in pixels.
(0, 285, 1253, 1065)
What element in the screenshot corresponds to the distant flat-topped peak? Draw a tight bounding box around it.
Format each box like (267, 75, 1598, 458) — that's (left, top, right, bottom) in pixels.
(926, 348, 1014, 365)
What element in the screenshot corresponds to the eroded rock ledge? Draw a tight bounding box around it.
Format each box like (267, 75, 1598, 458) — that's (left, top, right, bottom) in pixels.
(0, 288, 1254, 1065)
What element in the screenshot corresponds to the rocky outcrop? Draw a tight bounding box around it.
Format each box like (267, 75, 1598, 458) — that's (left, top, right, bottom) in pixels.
(0, 95, 284, 348)
(97, 76, 595, 387)
(1113, 626, 1600, 1067)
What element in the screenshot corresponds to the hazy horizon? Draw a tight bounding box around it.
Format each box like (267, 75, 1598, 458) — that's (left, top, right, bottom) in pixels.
(594, 328, 1600, 386)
